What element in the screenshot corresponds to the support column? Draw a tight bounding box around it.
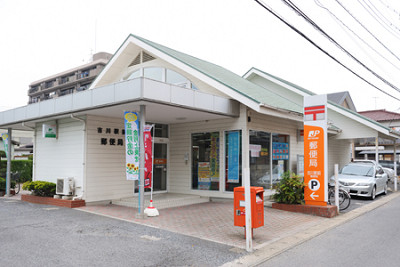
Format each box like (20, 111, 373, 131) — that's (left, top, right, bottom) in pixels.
(136, 105, 146, 218)
(6, 128, 12, 197)
(394, 144, 397, 192)
(375, 137, 379, 162)
(242, 127, 252, 252)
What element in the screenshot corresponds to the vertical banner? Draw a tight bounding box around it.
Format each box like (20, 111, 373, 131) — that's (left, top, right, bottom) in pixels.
(124, 112, 140, 180)
(227, 131, 240, 183)
(198, 162, 211, 190)
(144, 125, 153, 188)
(304, 95, 328, 206)
(1, 133, 9, 159)
(209, 132, 219, 182)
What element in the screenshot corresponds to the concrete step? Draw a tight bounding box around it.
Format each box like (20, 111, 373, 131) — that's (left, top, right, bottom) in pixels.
(112, 194, 210, 210)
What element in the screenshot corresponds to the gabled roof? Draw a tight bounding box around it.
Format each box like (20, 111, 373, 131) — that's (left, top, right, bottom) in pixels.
(91, 34, 303, 115)
(327, 91, 357, 112)
(243, 67, 400, 139)
(359, 109, 400, 122)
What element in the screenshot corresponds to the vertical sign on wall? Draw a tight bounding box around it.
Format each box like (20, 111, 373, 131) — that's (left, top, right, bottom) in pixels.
(210, 133, 219, 182)
(227, 131, 240, 183)
(1, 133, 8, 159)
(144, 125, 153, 188)
(124, 112, 140, 180)
(304, 95, 328, 206)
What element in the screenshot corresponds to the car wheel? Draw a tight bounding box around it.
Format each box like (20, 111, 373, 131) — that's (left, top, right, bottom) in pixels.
(370, 186, 376, 200)
(383, 183, 388, 195)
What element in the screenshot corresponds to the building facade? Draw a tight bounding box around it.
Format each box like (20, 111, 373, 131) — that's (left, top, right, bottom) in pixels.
(28, 52, 112, 104)
(0, 34, 398, 203)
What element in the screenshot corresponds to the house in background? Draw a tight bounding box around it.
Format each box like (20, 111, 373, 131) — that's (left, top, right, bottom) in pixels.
(327, 91, 357, 112)
(356, 109, 400, 161)
(0, 34, 398, 204)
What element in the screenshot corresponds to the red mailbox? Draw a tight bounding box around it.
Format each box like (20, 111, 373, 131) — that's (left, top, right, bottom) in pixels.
(234, 186, 264, 229)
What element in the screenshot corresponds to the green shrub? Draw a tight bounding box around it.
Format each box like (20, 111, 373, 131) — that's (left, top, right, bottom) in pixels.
(0, 177, 16, 191)
(272, 171, 305, 205)
(22, 181, 56, 197)
(0, 160, 33, 183)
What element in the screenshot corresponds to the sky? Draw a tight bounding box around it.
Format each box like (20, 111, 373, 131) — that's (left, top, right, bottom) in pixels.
(1, 0, 400, 112)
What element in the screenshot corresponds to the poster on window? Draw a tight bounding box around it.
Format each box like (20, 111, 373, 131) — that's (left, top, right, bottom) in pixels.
(124, 112, 140, 181)
(144, 125, 153, 188)
(209, 133, 219, 182)
(272, 142, 289, 160)
(198, 162, 211, 190)
(227, 131, 240, 183)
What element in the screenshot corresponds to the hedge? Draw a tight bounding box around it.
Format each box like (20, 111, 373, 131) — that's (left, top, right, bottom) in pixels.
(0, 177, 16, 192)
(22, 181, 56, 197)
(0, 160, 33, 183)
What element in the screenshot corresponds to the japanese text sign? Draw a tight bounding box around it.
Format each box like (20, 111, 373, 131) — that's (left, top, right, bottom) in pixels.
(124, 112, 140, 180)
(304, 95, 328, 206)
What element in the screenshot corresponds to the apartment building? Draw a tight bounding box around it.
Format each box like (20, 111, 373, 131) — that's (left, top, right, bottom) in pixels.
(28, 52, 112, 104)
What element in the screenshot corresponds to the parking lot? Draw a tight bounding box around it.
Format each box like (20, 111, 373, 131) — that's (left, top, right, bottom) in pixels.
(341, 180, 397, 213)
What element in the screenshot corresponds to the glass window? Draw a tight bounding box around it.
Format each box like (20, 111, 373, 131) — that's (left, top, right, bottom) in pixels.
(166, 69, 185, 84)
(192, 132, 220, 191)
(249, 131, 271, 188)
(144, 67, 163, 81)
(272, 134, 290, 185)
(127, 69, 140, 80)
(225, 130, 242, 192)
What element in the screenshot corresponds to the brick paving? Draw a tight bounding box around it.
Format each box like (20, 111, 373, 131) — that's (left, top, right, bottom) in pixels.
(77, 200, 328, 249)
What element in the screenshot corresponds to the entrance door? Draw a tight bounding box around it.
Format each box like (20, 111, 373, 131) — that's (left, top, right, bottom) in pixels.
(153, 143, 167, 191)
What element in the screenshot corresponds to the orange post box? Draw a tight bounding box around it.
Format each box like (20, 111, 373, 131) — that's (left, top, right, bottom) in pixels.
(234, 186, 264, 229)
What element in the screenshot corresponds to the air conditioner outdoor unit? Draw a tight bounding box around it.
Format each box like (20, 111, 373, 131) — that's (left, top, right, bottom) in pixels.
(56, 178, 74, 196)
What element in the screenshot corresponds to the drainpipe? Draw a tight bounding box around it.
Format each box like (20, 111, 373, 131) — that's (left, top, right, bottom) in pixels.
(70, 114, 86, 200)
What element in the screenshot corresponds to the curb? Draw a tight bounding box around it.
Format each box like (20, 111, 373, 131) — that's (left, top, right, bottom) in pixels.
(223, 191, 400, 267)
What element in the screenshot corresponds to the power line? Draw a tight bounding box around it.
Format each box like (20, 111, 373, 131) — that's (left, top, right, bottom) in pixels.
(253, 0, 400, 102)
(314, 0, 400, 72)
(281, 0, 400, 94)
(378, 0, 400, 18)
(364, 0, 400, 33)
(334, 0, 400, 63)
(358, 0, 400, 39)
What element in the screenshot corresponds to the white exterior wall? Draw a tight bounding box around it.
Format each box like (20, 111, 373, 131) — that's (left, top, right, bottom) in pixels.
(169, 105, 247, 198)
(168, 105, 305, 198)
(35, 118, 85, 196)
(85, 115, 133, 202)
(248, 110, 304, 173)
(328, 138, 351, 177)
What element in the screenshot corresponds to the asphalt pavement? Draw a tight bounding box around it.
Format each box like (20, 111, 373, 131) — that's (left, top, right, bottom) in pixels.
(0, 199, 245, 267)
(258, 189, 400, 267)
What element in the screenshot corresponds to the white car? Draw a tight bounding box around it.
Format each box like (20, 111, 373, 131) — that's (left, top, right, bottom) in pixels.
(330, 160, 388, 200)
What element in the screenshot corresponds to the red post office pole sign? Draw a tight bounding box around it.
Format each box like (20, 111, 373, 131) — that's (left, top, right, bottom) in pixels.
(304, 95, 328, 206)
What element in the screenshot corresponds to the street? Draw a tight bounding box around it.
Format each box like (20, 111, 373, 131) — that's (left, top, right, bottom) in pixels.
(259, 191, 400, 267)
(0, 199, 245, 267)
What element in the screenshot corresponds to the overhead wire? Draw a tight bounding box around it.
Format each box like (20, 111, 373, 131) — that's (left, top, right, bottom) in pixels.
(364, 0, 400, 33)
(314, 0, 400, 72)
(357, 0, 400, 39)
(378, 0, 400, 17)
(253, 0, 400, 102)
(280, 0, 400, 94)
(334, 0, 400, 63)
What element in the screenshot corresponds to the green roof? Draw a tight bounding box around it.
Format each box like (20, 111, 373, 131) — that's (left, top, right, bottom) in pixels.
(244, 67, 316, 96)
(244, 67, 399, 135)
(131, 34, 303, 114)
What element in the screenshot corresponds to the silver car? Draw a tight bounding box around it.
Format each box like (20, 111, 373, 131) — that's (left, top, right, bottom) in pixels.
(330, 161, 388, 200)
